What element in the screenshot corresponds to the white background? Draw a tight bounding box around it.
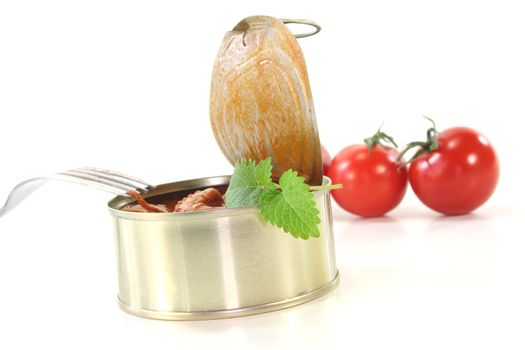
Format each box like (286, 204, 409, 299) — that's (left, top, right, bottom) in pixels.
(1, 1, 524, 349)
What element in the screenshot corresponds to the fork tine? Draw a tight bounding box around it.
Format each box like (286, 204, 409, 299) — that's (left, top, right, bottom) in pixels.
(78, 167, 154, 189)
(50, 174, 131, 196)
(58, 171, 140, 194)
(71, 168, 152, 192)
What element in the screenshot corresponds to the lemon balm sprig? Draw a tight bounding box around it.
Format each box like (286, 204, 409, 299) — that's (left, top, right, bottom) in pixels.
(225, 157, 342, 239)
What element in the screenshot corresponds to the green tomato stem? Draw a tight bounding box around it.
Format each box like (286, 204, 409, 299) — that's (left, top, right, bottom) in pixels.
(363, 124, 399, 154)
(397, 116, 440, 166)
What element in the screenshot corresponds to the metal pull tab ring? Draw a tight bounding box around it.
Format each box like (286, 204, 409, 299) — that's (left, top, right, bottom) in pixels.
(280, 19, 321, 38)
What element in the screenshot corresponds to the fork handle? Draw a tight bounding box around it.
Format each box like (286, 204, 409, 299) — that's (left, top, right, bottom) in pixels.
(0, 178, 47, 217)
(1, 175, 131, 218)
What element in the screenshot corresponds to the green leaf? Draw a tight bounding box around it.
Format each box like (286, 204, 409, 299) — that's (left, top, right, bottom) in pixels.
(255, 157, 273, 185)
(225, 157, 275, 208)
(260, 170, 320, 240)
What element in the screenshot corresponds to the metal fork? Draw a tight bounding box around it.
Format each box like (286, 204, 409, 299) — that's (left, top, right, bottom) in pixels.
(0, 167, 155, 218)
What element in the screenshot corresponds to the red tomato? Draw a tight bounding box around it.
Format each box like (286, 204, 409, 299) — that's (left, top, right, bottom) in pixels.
(321, 145, 332, 176)
(409, 127, 499, 215)
(328, 145, 408, 217)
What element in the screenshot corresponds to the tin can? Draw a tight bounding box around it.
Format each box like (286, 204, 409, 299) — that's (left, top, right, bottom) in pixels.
(108, 175, 338, 320)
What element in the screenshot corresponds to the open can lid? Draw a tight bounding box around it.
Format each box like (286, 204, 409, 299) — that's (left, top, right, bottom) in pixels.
(209, 16, 323, 185)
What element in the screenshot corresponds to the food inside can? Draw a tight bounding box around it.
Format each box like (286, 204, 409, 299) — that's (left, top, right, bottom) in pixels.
(122, 188, 225, 213)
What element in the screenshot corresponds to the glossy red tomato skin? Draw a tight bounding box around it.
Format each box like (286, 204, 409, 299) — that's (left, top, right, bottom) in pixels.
(328, 145, 408, 217)
(409, 127, 499, 215)
(321, 145, 332, 176)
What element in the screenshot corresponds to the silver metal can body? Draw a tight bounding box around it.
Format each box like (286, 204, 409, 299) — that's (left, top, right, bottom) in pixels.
(108, 176, 338, 320)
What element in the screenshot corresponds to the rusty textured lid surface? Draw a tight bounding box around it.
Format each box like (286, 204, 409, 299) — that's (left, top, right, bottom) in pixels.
(209, 16, 323, 185)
